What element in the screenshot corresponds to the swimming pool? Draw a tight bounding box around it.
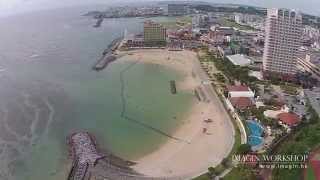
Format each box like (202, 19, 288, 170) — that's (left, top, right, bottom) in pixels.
(247, 120, 264, 148)
(248, 136, 263, 146)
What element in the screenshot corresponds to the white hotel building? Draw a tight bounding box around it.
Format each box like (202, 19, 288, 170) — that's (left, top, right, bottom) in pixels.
(263, 8, 303, 78)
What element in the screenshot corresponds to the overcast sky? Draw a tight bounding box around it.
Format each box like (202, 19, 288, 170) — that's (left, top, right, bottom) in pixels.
(0, 0, 319, 16)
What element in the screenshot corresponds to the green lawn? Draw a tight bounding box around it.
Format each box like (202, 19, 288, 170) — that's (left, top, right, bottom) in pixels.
(306, 163, 316, 180)
(177, 16, 192, 24)
(221, 19, 255, 31)
(224, 165, 256, 180)
(159, 20, 179, 29)
(156, 16, 192, 29)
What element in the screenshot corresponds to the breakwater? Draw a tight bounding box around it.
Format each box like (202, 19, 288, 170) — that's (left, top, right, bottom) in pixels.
(170, 80, 177, 94)
(67, 132, 104, 180)
(67, 132, 141, 180)
(93, 37, 123, 71)
(66, 132, 169, 180)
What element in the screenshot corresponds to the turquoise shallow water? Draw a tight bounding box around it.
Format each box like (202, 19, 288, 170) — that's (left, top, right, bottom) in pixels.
(0, 7, 193, 180)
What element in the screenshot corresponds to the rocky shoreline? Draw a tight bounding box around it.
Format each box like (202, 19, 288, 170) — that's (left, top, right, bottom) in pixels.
(66, 132, 151, 180)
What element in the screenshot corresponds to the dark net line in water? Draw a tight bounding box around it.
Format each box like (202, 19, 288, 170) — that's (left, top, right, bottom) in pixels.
(119, 61, 189, 144)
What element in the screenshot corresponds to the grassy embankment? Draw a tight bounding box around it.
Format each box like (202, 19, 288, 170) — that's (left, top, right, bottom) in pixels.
(155, 16, 192, 29)
(221, 19, 256, 31)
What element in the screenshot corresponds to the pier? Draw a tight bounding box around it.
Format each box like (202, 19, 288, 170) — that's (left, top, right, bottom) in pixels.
(93, 37, 123, 71)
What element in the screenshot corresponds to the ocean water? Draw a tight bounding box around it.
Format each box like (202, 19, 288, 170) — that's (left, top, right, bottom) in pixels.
(0, 7, 193, 180)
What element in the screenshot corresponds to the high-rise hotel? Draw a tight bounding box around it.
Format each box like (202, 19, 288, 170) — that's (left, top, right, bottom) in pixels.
(263, 8, 303, 78)
(144, 21, 167, 47)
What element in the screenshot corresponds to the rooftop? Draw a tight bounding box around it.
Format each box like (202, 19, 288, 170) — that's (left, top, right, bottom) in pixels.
(230, 97, 255, 110)
(210, 26, 234, 31)
(277, 112, 300, 126)
(144, 20, 165, 28)
(227, 54, 252, 66)
(227, 85, 250, 92)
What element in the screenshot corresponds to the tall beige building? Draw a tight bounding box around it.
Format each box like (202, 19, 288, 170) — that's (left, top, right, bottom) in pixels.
(263, 8, 303, 77)
(144, 21, 167, 47)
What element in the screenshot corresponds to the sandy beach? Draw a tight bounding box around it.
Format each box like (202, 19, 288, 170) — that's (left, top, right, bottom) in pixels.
(118, 49, 235, 178)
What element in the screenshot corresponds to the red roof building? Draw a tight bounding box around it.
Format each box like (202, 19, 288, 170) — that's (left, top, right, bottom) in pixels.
(227, 85, 250, 92)
(230, 97, 255, 110)
(277, 112, 300, 127)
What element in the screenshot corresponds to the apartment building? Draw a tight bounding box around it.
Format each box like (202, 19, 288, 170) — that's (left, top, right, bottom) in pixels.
(263, 8, 303, 78)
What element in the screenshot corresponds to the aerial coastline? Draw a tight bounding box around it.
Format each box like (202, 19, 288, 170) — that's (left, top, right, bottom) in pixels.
(2, 1, 320, 179)
(65, 48, 236, 179)
(116, 49, 235, 178)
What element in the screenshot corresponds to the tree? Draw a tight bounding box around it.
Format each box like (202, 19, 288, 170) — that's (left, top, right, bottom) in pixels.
(237, 144, 251, 154)
(208, 167, 218, 178)
(221, 157, 232, 168)
(236, 165, 256, 180)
